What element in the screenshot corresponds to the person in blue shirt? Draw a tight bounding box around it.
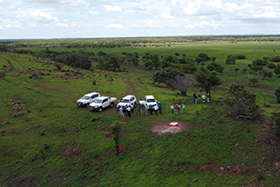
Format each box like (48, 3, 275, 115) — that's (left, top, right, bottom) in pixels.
(149, 104, 153, 115)
(158, 102, 162, 114)
(137, 104, 141, 114)
(193, 93, 197, 104)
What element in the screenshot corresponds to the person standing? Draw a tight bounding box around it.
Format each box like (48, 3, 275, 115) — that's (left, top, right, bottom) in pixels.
(127, 105, 131, 117)
(207, 93, 210, 103)
(158, 102, 162, 114)
(145, 104, 149, 115)
(193, 93, 197, 104)
(149, 104, 153, 115)
(177, 104, 181, 114)
(154, 104, 159, 115)
(118, 106, 125, 118)
(170, 104, 174, 114)
(174, 105, 179, 115)
(124, 105, 128, 116)
(137, 104, 141, 114)
(141, 104, 145, 115)
(130, 103, 134, 113)
(202, 94, 206, 104)
(182, 103, 185, 114)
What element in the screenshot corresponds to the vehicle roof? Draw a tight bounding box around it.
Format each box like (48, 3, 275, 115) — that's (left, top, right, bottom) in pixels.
(145, 95, 155, 98)
(96, 96, 109, 100)
(84, 92, 99, 97)
(122, 95, 135, 99)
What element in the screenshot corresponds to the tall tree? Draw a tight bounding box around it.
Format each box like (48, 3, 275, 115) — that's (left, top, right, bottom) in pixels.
(167, 75, 194, 96)
(195, 67, 221, 97)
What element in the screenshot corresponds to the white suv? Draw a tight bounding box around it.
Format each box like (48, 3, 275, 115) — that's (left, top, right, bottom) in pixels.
(76, 92, 100, 107)
(117, 95, 137, 108)
(139, 95, 157, 106)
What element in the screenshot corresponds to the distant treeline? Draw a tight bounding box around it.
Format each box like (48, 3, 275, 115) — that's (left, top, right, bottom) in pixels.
(1, 35, 280, 49)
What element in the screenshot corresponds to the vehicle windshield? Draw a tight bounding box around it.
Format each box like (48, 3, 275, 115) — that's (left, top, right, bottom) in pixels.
(81, 96, 90, 100)
(147, 99, 155, 102)
(93, 99, 102, 103)
(120, 99, 130, 103)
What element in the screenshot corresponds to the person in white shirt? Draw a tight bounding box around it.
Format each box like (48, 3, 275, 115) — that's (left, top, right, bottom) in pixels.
(154, 104, 159, 115)
(182, 104, 185, 114)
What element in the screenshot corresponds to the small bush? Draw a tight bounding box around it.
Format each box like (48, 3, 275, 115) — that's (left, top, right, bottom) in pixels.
(270, 56, 280, 62)
(268, 63, 276, 69)
(236, 53, 246, 59)
(226, 55, 236, 64)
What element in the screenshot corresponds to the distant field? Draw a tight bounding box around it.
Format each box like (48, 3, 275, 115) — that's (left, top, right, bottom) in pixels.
(1, 39, 280, 186)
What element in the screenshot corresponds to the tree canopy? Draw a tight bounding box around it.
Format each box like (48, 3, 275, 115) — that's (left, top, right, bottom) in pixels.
(195, 67, 221, 97)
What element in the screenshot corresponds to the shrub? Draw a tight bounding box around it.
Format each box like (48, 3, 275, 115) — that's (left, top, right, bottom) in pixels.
(236, 53, 246, 59)
(207, 62, 224, 73)
(268, 63, 276, 69)
(249, 78, 259, 86)
(275, 87, 280, 103)
(226, 55, 236, 64)
(252, 59, 268, 66)
(271, 112, 280, 137)
(224, 83, 259, 119)
(270, 56, 280, 62)
(274, 64, 280, 77)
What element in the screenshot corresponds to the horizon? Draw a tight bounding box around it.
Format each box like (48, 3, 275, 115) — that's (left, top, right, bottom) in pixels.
(1, 0, 280, 40)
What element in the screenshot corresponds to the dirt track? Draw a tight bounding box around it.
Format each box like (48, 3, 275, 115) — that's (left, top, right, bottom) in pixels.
(122, 76, 137, 96)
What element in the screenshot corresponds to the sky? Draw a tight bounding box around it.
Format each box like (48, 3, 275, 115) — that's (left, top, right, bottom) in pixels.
(0, 0, 280, 39)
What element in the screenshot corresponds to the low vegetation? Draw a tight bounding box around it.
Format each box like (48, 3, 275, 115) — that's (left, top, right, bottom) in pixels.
(1, 36, 280, 186)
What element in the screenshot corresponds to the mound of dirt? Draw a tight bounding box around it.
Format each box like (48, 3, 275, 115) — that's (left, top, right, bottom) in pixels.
(150, 120, 190, 135)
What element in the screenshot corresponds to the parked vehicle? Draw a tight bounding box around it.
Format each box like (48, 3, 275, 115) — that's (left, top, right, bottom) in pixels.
(139, 95, 157, 107)
(88, 96, 117, 112)
(117, 95, 137, 108)
(76, 92, 100, 107)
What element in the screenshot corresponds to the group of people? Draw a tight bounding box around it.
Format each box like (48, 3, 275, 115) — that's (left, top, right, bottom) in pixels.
(193, 93, 210, 104)
(170, 104, 185, 115)
(117, 102, 162, 118)
(118, 93, 211, 118)
(170, 93, 210, 115)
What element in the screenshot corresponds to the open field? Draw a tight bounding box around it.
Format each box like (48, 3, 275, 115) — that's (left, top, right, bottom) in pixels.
(1, 40, 280, 186)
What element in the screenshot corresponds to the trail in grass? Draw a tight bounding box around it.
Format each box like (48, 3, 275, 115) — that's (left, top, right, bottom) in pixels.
(9, 55, 25, 68)
(122, 76, 137, 96)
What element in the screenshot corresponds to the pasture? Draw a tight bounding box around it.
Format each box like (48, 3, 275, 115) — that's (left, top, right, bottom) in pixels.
(1, 40, 280, 186)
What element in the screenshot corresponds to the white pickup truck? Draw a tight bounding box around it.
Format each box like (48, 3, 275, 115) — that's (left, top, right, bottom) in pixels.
(76, 92, 100, 107)
(139, 95, 157, 107)
(88, 96, 117, 112)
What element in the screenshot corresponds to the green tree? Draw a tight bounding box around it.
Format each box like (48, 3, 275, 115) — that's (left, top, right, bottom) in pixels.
(274, 64, 280, 77)
(152, 67, 184, 85)
(195, 67, 221, 98)
(271, 112, 280, 137)
(224, 84, 259, 119)
(226, 55, 236, 64)
(207, 62, 224, 73)
(109, 121, 121, 157)
(275, 87, 280, 103)
(234, 68, 240, 75)
(167, 75, 194, 96)
(249, 78, 259, 86)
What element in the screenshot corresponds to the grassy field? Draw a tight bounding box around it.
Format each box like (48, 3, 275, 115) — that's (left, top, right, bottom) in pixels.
(1, 41, 280, 186)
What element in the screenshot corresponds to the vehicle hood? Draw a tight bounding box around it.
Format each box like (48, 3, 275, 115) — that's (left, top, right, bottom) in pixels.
(77, 99, 89, 103)
(146, 101, 157, 106)
(89, 102, 101, 107)
(117, 102, 129, 107)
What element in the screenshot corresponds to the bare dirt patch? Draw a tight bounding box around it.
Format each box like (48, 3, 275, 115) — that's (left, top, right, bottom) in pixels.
(150, 120, 190, 135)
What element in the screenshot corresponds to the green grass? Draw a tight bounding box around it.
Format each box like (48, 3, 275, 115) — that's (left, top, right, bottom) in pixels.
(1, 41, 280, 186)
